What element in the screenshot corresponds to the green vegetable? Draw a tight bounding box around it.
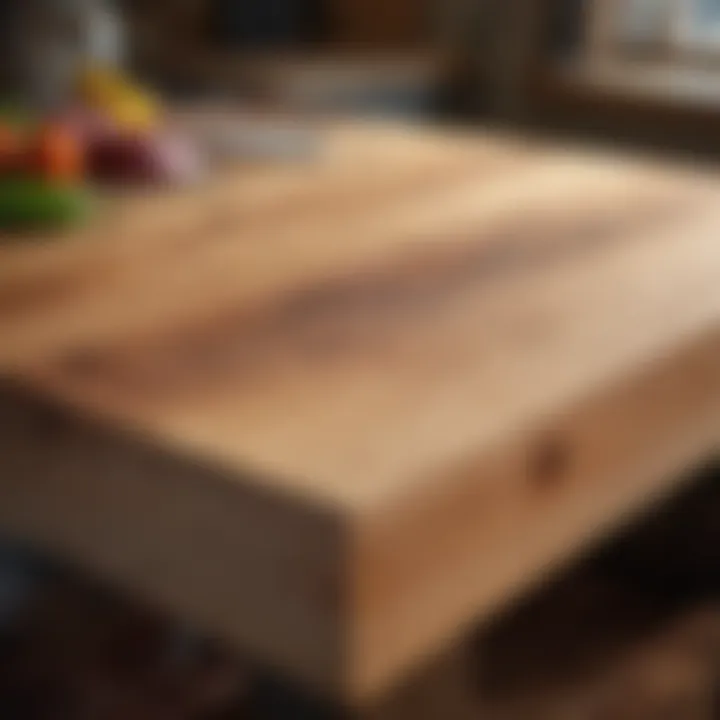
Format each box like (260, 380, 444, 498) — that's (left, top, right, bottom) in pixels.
(0, 179, 91, 231)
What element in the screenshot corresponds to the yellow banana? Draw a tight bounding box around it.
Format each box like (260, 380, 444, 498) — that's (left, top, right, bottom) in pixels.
(78, 66, 162, 132)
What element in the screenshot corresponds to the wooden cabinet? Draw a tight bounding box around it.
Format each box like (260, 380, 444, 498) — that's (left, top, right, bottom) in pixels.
(329, 0, 431, 48)
(128, 0, 431, 52)
(126, 0, 438, 96)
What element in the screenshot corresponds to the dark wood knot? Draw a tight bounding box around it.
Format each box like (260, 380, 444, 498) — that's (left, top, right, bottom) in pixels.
(530, 436, 572, 491)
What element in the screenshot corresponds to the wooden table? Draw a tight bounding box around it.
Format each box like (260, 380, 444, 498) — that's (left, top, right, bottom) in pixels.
(0, 121, 718, 711)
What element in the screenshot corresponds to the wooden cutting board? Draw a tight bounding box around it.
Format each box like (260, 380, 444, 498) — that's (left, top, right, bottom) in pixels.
(0, 119, 718, 705)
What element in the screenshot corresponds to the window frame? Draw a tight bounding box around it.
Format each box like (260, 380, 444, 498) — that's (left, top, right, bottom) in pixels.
(587, 0, 720, 65)
(507, 0, 720, 154)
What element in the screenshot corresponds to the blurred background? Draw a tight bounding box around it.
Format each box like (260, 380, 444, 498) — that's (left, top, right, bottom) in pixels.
(120, 0, 720, 153)
(0, 1, 719, 718)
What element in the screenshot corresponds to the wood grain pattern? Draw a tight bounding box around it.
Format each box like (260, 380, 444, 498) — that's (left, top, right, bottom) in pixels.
(0, 119, 718, 703)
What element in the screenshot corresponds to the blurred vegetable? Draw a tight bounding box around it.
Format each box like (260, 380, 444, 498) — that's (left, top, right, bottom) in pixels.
(111, 93, 162, 133)
(0, 178, 90, 230)
(54, 106, 118, 147)
(89, 130, 204, 186)
(33, 122, 85, 183)
(78, 66, 161, 132)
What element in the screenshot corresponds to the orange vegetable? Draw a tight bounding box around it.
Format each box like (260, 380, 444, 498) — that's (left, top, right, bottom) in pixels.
(33, 123, 85, 183)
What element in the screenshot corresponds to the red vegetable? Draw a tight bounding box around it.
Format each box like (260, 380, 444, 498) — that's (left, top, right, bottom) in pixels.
(89, 130, 204, 187)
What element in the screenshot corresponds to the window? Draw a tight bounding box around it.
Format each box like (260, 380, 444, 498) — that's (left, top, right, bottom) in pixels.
(588, 0, 720, 63)
(677, 0, 720, 52)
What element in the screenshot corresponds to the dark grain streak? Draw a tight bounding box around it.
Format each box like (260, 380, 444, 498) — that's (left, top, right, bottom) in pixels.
(47, 195, 690, 401)
(0, 270, 98, 323)
(0, 164, 510, 327)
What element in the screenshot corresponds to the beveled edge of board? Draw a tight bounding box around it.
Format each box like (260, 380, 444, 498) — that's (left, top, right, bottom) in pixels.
(0, 320, 718, 705)
(0, 375, 351, 698)
(347, 324, 720, 700)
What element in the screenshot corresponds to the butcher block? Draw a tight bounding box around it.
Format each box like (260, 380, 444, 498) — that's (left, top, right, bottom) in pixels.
(0, 119, 718, 705)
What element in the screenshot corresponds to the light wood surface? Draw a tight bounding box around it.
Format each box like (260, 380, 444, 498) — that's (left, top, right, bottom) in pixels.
(0, 119, 718, 704)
